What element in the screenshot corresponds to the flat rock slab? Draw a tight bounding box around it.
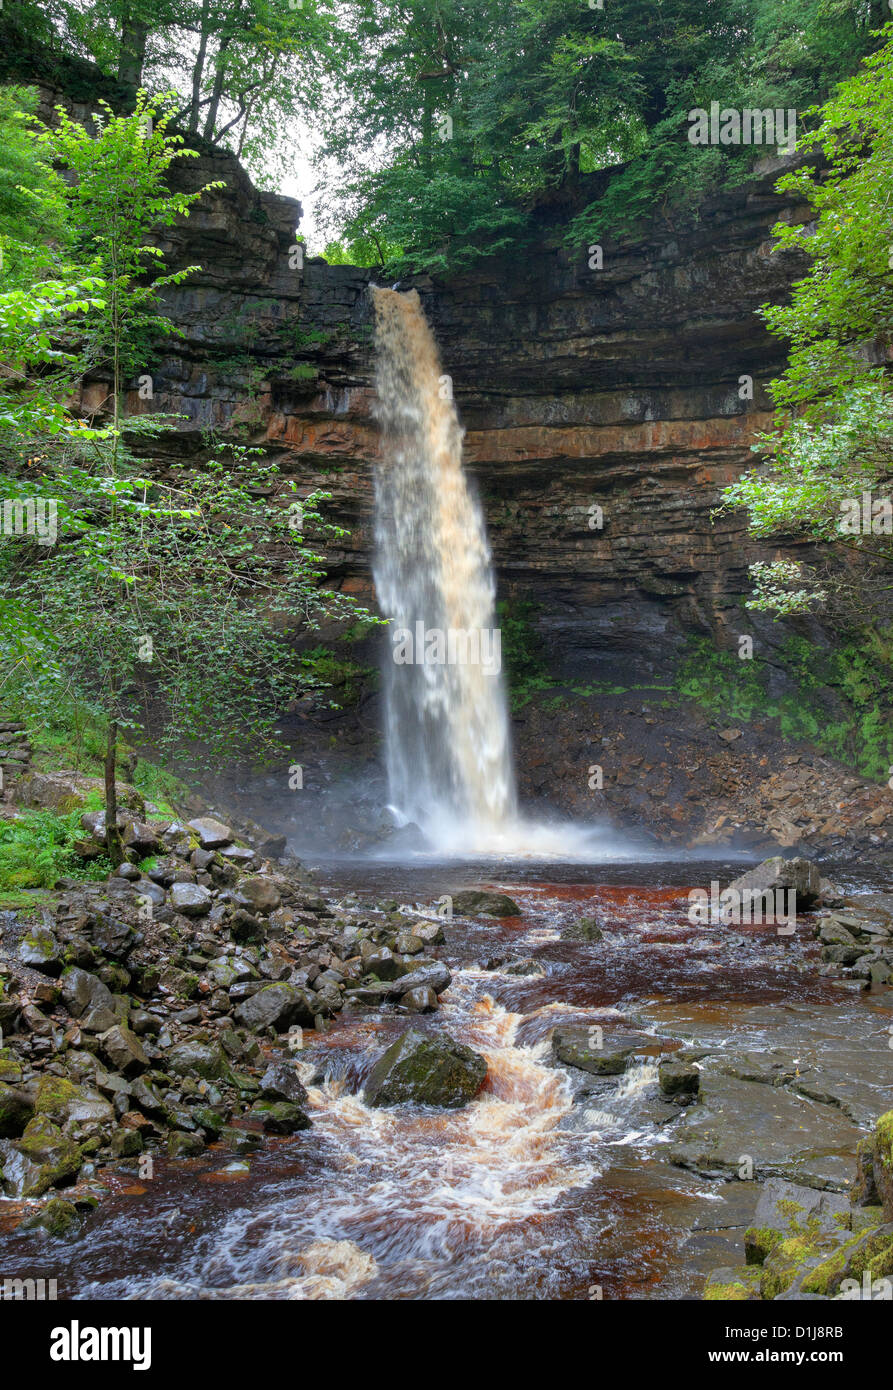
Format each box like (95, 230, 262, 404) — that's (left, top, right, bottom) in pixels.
(668, 1072, 862, 1188)
(553, 1025, 658, 1076)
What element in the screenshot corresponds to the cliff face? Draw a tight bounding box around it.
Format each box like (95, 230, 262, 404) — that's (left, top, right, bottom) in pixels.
(123, 148, 813, 686)
(26, 70, 891, 848)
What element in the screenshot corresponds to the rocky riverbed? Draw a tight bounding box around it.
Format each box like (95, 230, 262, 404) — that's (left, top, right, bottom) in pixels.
(1, 809, 892, 1299)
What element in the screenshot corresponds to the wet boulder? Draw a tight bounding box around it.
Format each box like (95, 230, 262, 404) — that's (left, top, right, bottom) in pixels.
(726, 856, 821, 908)
(451, 890, 521, 918)
(166, 1038, 232, 1083)
(97, 1025, 149, 1078)
(234, 982, 317, 1033)
(364, 1028, 487, 1109)
(251, 1100, 311, 1134)
(0, 1115, 82, 1197)
(552, 1025, 653, 1076)
(260, 1062, 308, 1105)
(33, 1075, 115, 1129)
(60, 966, 116, 1019)
(0, 1081, 33, 1137)
(390, 962, 451, 997)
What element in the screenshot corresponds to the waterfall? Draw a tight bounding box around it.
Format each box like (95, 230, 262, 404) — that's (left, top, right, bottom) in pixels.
(371, 288, 517, 849)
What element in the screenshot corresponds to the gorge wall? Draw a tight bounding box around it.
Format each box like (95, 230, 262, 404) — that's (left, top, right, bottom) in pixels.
(19, 65, 893, 850)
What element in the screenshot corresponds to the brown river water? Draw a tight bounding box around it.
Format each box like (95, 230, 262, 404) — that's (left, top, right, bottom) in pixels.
(2, 857, 890, 1301)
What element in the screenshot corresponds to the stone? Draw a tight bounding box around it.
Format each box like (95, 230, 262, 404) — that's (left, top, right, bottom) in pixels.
(259, 1062, 308, 1104)
(552, 1025, 653, 1076)
(97, 1025, 149, 1078)
(251, 1100, 311, 1134)
(89, 917, 137, 959)
(659, 1060, 700, 1098)
(22, 1196, 81, 1238)
(402, 985, 438, 1013)
(17, 927, 63, 974)
(34, 1075, 114, 1128)
(726, 856, 821, 908)
(167, 1129, 205, 1157)
(234, 982, 317, 1032)
(389, 962, 452, 997)
(169, 881, 212, 917)
(188, 816, 233, 848)
(364, 1028, 487, 1109)
(166, 1039, 232, 1082)
(60, 967, 116, 1019)
(237, 876, 282, 915)
(451, 890, 521, 917)
(0, 1080, 33, 1137)
(207, 955, 255, 990)
(0, 1115, 82, 1197)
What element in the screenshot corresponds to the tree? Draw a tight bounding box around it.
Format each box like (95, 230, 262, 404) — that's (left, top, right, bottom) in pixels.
(0, 444, 369, 864)
(37, 92, 222, 469)
(0, 88, 370, 860)
(721, 25, 893, 617)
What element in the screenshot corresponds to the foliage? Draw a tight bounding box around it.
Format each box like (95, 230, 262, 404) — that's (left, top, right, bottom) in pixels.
(675, 632, 893, 780)
(0, 801, 112, 890)
(721, 28, 893, 614)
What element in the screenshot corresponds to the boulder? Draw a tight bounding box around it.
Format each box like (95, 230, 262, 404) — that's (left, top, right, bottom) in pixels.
(166, 1039, 232, 1083)
(726, 856, 821, 908)
(234, 983, 317, 1032)
(237, 876, 282, 915)
(188, 816, 233, 849)
(16, 927, 63, 974)
(451, 890, 521, 917)
(389, 962, 452, 997)
(259, 1062, 308, 1105)
(0, 1116, 82, 1197)
(0, 1081, 33, 1137)
(364, 1028, 487, 1109)
(168, 882, 212, 917)
(251, 1100, 311, 1134)
(60, 966, 116, 1019)
(552, 1025, 653, 1076)
(97, 1025, 149, 1078)
(33, 1075, 114, 1128)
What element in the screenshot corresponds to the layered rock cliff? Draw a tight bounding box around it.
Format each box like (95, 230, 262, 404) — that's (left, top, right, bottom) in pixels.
(11, 60, 893, 851)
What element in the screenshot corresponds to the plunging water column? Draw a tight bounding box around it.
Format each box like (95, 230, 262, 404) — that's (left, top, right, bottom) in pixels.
(371, 288, 517, 849)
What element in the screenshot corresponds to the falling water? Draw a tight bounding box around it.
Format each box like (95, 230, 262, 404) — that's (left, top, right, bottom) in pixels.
(372, 288, 517, 848)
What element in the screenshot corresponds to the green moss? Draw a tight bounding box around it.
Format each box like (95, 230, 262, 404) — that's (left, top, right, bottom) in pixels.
(704, 1266, 763, 1300)
(744, 1225, 784, 1265)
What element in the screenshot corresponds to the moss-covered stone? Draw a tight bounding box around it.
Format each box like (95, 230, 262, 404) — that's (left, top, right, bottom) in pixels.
(0, 1115, 82, 1196)
(744, 1225, 784, 1265)
(0, 1080, 33, 1138)
(21, 1196, 81, 1239)
(802, 1224, 893, 1296)
(704, 1265, 763, 1300)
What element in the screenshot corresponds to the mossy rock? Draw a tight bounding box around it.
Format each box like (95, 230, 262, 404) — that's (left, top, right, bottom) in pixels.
(0, 1080, 33, 1138)
(0, 1116, 82, 1197)
(801, 1224, 893, 1297)
(0, 1050, 23, 1085)
(744, 1225, 785, 1265)
(21, 1196, 82, 1239)
(250, 1100, 311, 1134)
(704, 1265, 763, 1300)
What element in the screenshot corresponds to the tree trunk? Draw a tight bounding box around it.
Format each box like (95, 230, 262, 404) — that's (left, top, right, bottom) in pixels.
(104, 719, 124, 867)
(118, 16, 148, 88)
(203, 35, 233, 142)
(189, 0, 212, 132)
